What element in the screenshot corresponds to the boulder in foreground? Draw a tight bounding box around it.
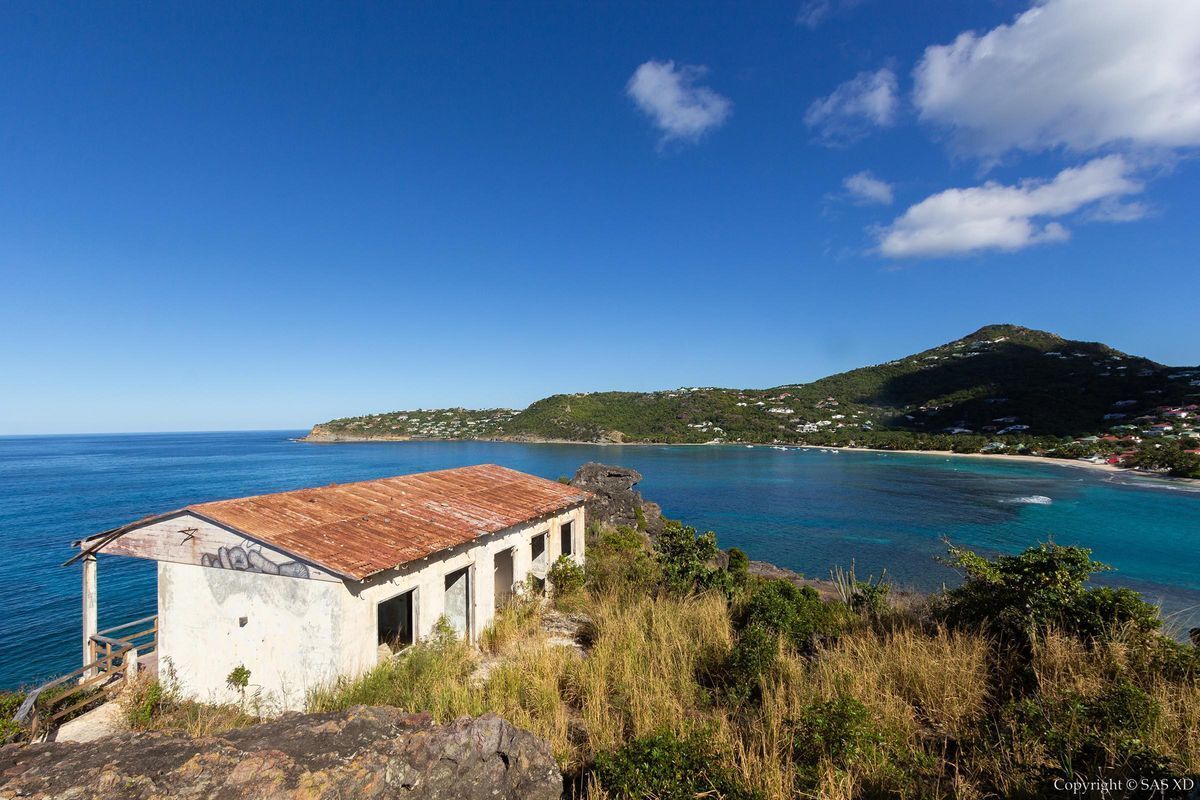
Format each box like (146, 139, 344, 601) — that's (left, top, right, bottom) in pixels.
(0, 706, 561, 800)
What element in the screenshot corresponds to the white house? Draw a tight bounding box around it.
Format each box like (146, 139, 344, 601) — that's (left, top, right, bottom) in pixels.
(70, 465, 588, 710)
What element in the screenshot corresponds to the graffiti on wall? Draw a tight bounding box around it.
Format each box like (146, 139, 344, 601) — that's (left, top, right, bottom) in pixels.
(199, 545, 311, 579)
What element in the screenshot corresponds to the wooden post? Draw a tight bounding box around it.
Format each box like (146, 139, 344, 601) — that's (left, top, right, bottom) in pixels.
(82, 555, 97, 679)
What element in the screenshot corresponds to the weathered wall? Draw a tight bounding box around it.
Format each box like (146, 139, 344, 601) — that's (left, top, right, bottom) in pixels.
(102, 514, 341, 581)
(155, 504, 586, 710)
(157, 561, 367, 711)
(351, 504, 586, 654)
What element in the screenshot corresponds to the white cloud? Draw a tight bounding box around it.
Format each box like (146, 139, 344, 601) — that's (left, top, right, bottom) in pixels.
(1086, 198, 1150, 223)
(805, 69, 898, 145)
(876, 155, 1142, 258)
(796, 0, 866, 29)
(796, 0, 833, 29)
(626, 60, 732, 145)
(913, 0, 1200, 156)
(843, 171, 893, 205)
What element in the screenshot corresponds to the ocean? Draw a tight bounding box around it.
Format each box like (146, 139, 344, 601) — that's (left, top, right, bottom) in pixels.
(2, 430, 1198, 690)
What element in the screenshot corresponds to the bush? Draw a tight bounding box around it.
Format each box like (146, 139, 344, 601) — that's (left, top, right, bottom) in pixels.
(585, 526, 660, 596)
(0, 691, 25, 744)
(935, 542, 1161, 646)
(306, 623, 479, 719)
(1013, 680, 1178, 780)
(594, 729, 759, 800)
(727, 547, 750, 585)
(548, 555, 585, 601)
(654, 520, 721, 595)
(1072, 587, 1162, 641)
(738, 579, 843, 648)
(718, 623, 780, 706)
(792, 696, 884, 772)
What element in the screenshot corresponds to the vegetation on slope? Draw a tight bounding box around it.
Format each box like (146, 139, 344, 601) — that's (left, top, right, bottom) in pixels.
(127, 519, 1200, 798)
(308, 325, 1200, 469)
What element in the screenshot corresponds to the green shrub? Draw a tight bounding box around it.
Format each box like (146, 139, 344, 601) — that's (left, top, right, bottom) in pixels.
(585, 526, 660, 596)
(225, 665, 251, 692)
(654, 520, 721, 595)
(792, 696, 884, 771)
(593, 729, 760, 800)
(1014, 680, 1178, 780)
(548, 555, 585, 604)
(738, 579, 843, 648)
(1072, 587, 1162, 641)
(0, 691, 24, 744)
(935, 543, 1161, 646)
(727, 547, 750, 585)
(127, 678, 168, 728)
(718, 623, 779, 706)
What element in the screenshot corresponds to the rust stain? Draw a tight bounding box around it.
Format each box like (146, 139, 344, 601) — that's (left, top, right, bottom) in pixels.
(79, 465, 587, 581)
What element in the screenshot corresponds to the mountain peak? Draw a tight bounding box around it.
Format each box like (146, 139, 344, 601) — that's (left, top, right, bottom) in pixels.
(962, 324, 1062, 343)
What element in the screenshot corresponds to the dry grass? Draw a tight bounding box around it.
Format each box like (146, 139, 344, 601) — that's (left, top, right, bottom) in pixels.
(121, 674, 259, 737)
(765, 625, 991, 743)
(745, 624, 991, 798)
(306, 626, 483, 720)
(479, 595, 544, 655)
(1032, 627, 1200, 773)
(568, 591, 733, 755)
(484, 645, 579, 767)
(123, 579, 1200, 800)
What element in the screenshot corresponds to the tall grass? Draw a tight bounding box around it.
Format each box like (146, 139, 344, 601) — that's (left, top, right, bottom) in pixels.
(124, 537, 1200, 800)
(568, 591, 733, 755)
(1032, 627, 1200, 773)
(121, 673, 259, 738)
(306, 623, 482, 720)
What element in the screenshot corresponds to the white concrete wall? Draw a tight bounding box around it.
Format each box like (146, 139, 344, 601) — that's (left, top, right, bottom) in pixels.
(353, 504, 587, 651)
(155, 503, 585, 711)
(156, 561, 369, 712)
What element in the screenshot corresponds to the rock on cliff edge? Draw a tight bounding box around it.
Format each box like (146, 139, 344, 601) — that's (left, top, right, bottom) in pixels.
(570, 462, 664, 538)
(0, 707, 561, 800)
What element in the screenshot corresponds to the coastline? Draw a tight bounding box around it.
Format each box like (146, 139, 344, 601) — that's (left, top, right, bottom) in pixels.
(299, 432, 1199, 487)
(792, 445, 1200, 487)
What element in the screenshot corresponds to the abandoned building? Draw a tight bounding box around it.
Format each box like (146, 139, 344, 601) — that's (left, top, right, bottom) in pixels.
(69, 464, 588, 709)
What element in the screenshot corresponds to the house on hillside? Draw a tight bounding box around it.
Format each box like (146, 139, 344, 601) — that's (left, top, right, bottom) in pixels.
(69, 465, 588, 709)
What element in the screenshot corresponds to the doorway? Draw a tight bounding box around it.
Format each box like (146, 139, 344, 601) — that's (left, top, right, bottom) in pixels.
(531, 532, 547, 572)
(444, 567, 470, 639)
(377, 589, 415, 653)
(494, 549, 514, 607)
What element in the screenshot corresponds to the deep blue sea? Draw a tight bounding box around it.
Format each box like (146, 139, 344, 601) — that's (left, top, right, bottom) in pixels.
(2, 430, 1199, 690)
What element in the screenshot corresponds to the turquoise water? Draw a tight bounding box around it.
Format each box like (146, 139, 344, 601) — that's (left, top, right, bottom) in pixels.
(1, 431, 1198, 690)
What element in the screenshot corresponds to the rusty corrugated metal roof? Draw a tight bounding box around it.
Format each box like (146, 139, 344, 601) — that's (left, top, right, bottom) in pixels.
(77, 465, 587, 581)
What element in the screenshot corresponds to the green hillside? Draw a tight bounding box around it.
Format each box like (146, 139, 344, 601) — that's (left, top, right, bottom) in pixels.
(307, 324, 1200, 454)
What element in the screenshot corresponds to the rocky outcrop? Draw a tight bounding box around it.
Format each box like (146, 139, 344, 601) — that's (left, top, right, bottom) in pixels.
(570, 463, 664, 538)
(0, 707, 561, 800)
(301, 425, 412, 443)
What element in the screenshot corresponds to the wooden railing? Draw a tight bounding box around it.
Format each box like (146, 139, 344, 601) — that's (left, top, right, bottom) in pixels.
(11, 615, 157, 740)
(88, 615, 159, 677)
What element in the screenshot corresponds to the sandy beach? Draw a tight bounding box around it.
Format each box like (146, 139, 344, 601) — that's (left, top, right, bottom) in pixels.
(300, 431, 1199, 487)
(792, 445, 1200, 487)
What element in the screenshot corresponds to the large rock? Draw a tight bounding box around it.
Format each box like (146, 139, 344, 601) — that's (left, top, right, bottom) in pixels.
(570, 463, 663, 538)
(0, 707, 561, 799)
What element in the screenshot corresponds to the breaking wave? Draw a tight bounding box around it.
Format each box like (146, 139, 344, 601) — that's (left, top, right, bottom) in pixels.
(1004, 495, 1053, 505)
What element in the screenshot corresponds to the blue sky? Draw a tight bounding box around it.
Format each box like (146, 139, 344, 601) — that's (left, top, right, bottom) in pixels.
(2, 1, 1197, 434)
